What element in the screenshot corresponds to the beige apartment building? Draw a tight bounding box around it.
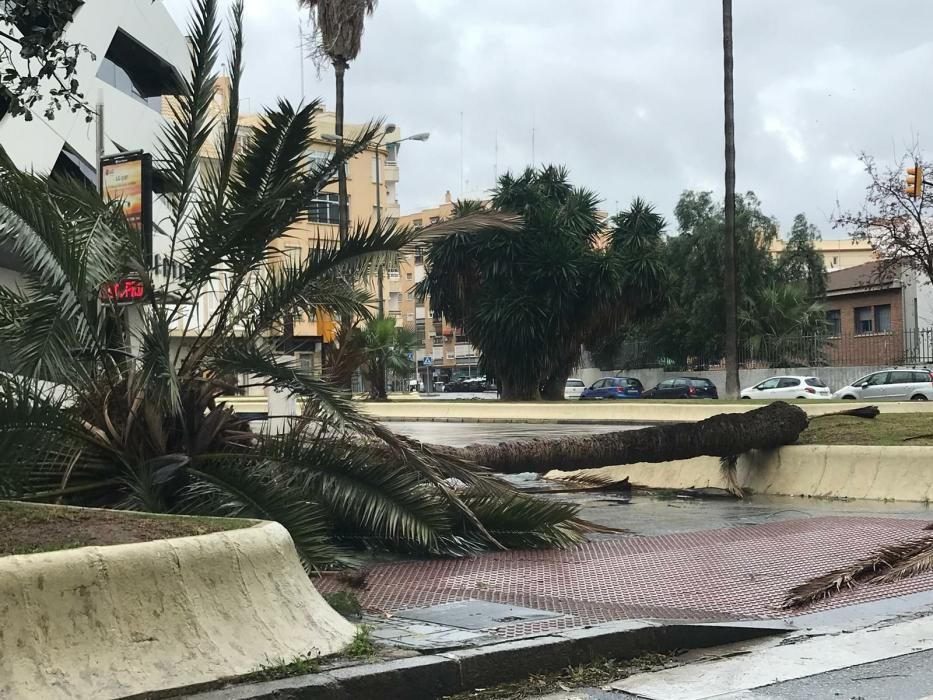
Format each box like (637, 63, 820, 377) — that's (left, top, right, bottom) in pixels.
(768, 238, 875, 272)
(396, 192, 485, 386)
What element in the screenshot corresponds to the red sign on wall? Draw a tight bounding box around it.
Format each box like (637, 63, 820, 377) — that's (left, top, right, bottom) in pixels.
(99, 277, 147, 305)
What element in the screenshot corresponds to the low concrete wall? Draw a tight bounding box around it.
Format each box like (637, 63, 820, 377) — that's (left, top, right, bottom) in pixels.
(360, 400, 933, 424)
(545, 445, 933, 502)
(0, 520, 356, 700)
(580, 365, 889, 394)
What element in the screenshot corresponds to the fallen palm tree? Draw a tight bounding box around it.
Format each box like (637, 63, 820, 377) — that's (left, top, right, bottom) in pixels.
(435, 401, 810, 475)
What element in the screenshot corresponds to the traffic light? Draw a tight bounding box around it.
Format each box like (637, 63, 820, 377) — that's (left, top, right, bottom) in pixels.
(906, 164, 923, 199)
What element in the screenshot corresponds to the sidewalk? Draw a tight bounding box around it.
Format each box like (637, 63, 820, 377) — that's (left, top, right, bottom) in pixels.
(316, 516, 933, 649)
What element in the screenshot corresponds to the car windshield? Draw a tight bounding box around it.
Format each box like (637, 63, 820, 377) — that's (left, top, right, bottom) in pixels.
(566, 379, 584, 387)
(805, 378, 827, 387)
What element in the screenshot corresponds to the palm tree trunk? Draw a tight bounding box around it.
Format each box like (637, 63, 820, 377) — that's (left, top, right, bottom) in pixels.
(436, 402, 808, 474)
(722, 0, 740, 399)
(334, 57, 350, 320)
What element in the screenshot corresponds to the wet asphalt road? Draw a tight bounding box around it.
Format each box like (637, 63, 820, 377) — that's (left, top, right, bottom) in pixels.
(385, 421, 933, 537)
(386, 420, 643, 448)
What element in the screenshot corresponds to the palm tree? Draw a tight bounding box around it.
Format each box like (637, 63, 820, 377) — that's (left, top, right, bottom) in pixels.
(356, 316, 417, 400)
(300, 0, 376, 250)
(740, 284, 827, 366)
(0, 0, 592, 569)
(722, 0, 740, 398)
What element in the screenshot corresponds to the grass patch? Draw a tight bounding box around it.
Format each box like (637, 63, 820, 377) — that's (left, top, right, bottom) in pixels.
(325, 591, 364, 619)
(443, 653, 673, 699)
(243, 652, 322, 683)
(799, 413, 933, 446)
(0, 501, 248, 557)
(343, 625, 377, 659)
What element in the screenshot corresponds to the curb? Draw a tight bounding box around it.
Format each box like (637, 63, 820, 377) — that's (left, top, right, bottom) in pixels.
(180, 619, 790, 700)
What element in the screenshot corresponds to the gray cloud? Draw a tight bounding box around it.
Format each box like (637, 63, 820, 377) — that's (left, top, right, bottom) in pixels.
(162, 0, 933, 237)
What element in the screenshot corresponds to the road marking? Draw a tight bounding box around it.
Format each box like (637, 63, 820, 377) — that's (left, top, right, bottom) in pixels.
(612, 616, 933, 699)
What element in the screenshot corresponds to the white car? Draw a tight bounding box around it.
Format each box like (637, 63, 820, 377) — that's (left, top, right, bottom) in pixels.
(833, 368, 933, 401)
(564, 378, 586, 400)
(740, 375, 832, 400)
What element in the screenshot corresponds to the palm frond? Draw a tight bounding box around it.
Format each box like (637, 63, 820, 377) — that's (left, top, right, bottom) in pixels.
(185, 455, 346, 570)
(782, 535, 933, 609)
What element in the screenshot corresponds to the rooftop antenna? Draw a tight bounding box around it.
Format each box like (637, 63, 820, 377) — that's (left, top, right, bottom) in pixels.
(298, 23, 305, 103)
(459, 111, 464, 196)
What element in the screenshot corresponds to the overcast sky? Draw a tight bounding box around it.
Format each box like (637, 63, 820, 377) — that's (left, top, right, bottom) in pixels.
(163, 0, 933, 238)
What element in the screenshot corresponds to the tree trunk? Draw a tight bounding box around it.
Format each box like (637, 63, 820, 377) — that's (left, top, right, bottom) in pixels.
(541, 370, 568, 401)
(722, 0, 740, 399)
(437, 402, 808, 474)
(500, 379, 541, 401)
(334, 58, 350, 318)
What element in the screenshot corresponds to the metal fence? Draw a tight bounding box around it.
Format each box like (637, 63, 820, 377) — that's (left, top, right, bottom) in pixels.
(609, 328, 933, 371)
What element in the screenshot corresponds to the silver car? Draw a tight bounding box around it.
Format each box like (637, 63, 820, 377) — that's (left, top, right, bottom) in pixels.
(832, 368, 933, 401)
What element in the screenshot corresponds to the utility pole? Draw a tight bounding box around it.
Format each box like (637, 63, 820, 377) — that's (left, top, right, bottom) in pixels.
(95, 93, 104, 189)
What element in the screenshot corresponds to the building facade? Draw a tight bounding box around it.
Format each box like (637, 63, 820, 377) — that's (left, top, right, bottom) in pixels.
(396, 192, 484, 387)
(769, 238, 875, 272)
(0, 0, 187, 287)
(824, 260, 933, 366)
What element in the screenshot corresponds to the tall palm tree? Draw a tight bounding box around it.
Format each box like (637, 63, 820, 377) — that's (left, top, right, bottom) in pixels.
(300, 0, 377, 249)
(0, 0, 592, 569)
(722, 0, 740, 398)
(356, 316, 418, 400)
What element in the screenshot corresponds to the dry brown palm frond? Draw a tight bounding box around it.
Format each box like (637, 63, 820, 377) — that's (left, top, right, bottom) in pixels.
(719, 455, 743, 498)
(398, 211, 522, 253)
(782, 535, 933, 609)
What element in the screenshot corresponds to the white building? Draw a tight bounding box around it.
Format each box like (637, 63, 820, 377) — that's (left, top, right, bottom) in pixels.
(0, 0, 187, 285)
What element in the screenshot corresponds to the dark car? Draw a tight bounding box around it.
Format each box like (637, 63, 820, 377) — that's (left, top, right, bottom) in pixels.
(642, 376, 718, 400)
(581, 376, 644, 400)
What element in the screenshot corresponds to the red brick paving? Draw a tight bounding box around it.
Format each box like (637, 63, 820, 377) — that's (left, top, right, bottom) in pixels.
(316, 517, 933, 640)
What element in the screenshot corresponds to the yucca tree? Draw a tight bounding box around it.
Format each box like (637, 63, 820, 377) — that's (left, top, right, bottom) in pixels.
(0, 0, 593, 569)
(417, 168, 664, 401)
(356, 316, 417, 400)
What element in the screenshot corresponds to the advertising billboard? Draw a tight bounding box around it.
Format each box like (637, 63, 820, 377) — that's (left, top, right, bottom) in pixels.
(100, 150, 153, 262)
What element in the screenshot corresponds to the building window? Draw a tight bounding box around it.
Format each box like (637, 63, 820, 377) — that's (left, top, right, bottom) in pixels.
(308, 150, 348, 176)
(831, 256, 839, 267)
(388, 292, 402, 312)
(429, 216, 440, 224)
(387, 263, 400, 279)
(308, 192, 340, 224)
(96, 30, 178, 111)
(855, 306, 873, 335)
(406, 271, 413, 280)
(414, 247, 424, 264)
(296, 352, 318, 377)
(826, 309, 841, 337)
(411, 219, 423, 229)
(386, 143, 399, 164)
(874, 304, 892, 333)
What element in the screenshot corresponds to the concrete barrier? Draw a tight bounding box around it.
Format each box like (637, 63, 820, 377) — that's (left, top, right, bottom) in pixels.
(0, 520, 356, 700)
(545, 445, 933, 502)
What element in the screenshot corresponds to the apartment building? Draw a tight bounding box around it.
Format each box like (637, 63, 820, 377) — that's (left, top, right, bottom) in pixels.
(396, 192, 484, 385)
(769, 238, 875, 272)
(0, 0, 186, 287)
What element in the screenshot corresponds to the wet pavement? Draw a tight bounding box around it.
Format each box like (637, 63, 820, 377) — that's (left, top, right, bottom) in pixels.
(388, 420, 642, 448)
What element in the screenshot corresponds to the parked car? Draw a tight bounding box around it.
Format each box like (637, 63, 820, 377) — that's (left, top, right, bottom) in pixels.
(564, 378, 586, 400)
(833, 368, 933, 401)
(642, 377, 718, 400)
(740, 376, 832, 400)
(581, 376, 644, 400)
